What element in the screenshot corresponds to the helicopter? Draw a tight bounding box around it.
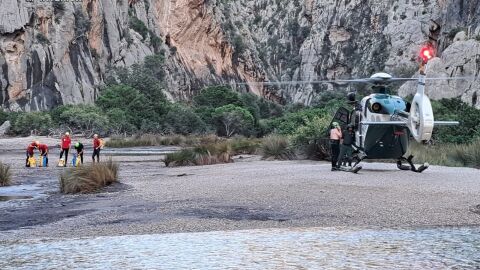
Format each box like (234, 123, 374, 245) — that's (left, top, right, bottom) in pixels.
(236, 44, 466, 173)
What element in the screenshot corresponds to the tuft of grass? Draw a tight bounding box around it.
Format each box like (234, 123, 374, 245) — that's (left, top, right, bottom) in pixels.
(230, 137, 261, 155)
(0, 162, 12, 187)
(163, 142, 233, 167)
(163, 149, 196, 167)
(261, 135, 295, 160)
(59, 160, 119, 194)
(408, 139, 480, 168)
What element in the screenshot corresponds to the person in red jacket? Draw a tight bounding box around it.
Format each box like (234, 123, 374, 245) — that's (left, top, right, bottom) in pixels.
(59, 132, 71, 167)
(25, 141, 38, 167)
(38, 143, 49, 167)
(92, 134, 102, 163)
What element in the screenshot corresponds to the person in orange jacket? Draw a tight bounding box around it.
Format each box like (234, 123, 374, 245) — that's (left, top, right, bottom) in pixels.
(25, 141, 38, 167)
(92, 134, 102, 163)
(59, 132, 71, 167)
(38, 143, 49, 167)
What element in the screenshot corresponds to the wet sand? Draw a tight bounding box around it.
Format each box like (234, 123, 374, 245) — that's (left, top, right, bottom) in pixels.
(0, 136, 479, 241)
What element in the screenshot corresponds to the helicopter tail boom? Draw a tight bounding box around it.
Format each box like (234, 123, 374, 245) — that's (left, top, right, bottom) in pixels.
(361, 121, 459, 126)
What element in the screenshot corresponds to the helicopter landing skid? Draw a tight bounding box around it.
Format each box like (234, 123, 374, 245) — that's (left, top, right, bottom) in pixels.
(397, 155, 429, 173)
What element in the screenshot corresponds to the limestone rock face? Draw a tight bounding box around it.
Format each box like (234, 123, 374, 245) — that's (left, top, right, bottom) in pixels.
(0, 120, 11, 136)
(0, 0, 479, 111)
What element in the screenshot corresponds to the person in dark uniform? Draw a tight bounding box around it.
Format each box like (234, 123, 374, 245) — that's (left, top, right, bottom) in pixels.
(330, 122, 342, 171)
(74, 142, 84, 164)
(337, 124, 355, 168)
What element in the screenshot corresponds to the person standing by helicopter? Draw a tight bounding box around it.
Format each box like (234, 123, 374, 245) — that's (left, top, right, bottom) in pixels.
(337, 124, 355, 168)
(330, 122, 342, 171)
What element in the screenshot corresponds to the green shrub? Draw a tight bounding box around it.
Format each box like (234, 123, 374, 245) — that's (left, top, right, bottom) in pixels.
(52, 105, 110, 135)
(431, 98, 480, 144)
(59, 160, 119, 194)
(0, 162, 12, 187)
(129, 15, 149, 40)
(0, 110, 8, 124)
(11, 112, 53, 136)
(261, 135, 295, 160)
(263, 108, 329, 135)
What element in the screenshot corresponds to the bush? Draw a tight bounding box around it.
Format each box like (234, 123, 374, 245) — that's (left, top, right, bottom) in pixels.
(263, 108, 329, 135)
(11, 112, 53, 136)
(59, 160, 119, 194)
(0, 162, 12, 187)
(261, 135, 295, 160)
(52, 105, 110, 135)
(291, 115, 331, 159)
(129, 15, 150, 40)
(0, 110, 8, 125)
(431, 98, 480, 144)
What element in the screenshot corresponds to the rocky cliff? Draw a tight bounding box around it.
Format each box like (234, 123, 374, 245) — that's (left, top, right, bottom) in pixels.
(0, 0, 479, 111)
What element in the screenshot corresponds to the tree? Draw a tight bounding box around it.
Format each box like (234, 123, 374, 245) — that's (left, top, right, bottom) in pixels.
(164, 105, 207, 135)
(212, 105, 254, 137)
(96, 84, 154, 130)
(193, 86, 242, 108)
(106, 108, 136, 135)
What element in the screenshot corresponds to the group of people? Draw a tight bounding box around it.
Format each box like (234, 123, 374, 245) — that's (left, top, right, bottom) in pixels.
(329, 122, 355, 171)
(26, 132, 103, 167)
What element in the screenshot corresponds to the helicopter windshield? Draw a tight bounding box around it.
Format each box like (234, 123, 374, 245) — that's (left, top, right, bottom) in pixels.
(367, 95, 407, 115)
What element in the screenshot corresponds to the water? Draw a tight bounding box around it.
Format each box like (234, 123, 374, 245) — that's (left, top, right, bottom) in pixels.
(0, 184, 44, 204)
(1, 227, 480, 269)
(0, 195, 33, 201)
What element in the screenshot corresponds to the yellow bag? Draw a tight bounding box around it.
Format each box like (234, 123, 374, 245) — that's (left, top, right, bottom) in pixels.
(99, 139, 105, 149)
(37, 157, 43, 167)
(76, 157, 81, 167)
(28, 157, 36, 168)
(57, 159, 65, 167)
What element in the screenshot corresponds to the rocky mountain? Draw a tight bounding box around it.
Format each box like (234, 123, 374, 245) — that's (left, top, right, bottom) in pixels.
(0, 0, 479, 111)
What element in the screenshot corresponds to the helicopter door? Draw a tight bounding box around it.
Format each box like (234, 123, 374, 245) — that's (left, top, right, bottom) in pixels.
(330, 107, 350, 128)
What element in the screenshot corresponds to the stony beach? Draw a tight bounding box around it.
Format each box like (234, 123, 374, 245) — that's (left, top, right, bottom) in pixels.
(0, 137, 479, 241)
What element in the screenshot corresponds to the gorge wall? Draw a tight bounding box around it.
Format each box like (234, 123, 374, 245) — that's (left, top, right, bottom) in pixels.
(0, 0, 479, 111)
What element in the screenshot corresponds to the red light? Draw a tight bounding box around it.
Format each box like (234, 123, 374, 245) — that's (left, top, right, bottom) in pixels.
(420, 45, 435, 63)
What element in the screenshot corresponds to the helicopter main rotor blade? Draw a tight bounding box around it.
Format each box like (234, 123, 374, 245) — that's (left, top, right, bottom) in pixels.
(433, 121, 460, 125)
(231, 76, 473, 86)
(233, 79, 370, 86)
(423, 77, 474, 81)
(360, 121, 408, 126)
